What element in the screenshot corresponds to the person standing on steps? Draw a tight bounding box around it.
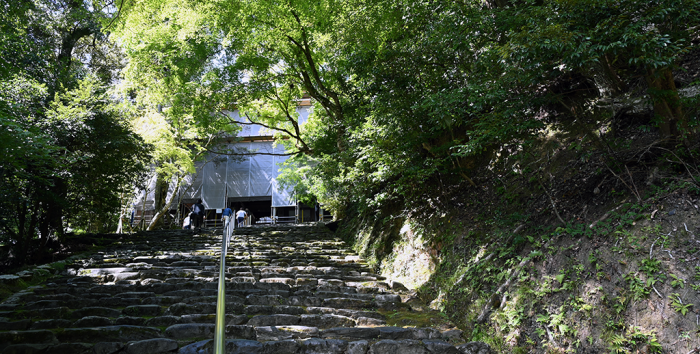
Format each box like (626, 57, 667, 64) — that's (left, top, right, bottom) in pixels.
(236, 207, 247, 227)
(182, 212, 191, 230)
(191, 199, 205, 232)
(222, 205, 233, 226)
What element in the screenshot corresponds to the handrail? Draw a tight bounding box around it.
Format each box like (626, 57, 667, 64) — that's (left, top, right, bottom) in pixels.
(214, 217, 234, 354)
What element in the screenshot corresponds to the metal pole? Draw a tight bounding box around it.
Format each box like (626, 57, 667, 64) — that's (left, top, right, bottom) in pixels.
(213, 219, 230, 354)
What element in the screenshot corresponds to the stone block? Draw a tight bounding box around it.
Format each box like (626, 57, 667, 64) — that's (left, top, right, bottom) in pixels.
(115, 316, 147, 326)
(142, 296, 182, 305)
(166, 303, 216, 316)
(30, 319, 73, 329)
(441, 329, 464, 342)
(92, 342, 125, 354)
(145, 316, 180, 327)
(25, 307, 71, 319)
(374, 294, 401, 303)
(165, 323, 214, 339)
(320, 327, 380, 341)
(455, 342, 491, 354)
(125, 338, 178, 354)
(177, 339, 263, 354)
(300, 314, 354, 329)
(299, 338, 348, 354)
(378, 327, 415, 340)
(261, 339, 299, 354)
(123, 305, 163, 317)
(369, 339, 428, 354)
(346, 340, 369, 354)
(71, 307, 122, 319)
(0, 274, 20, 285)
(244, 305, 274, 315)
(225, 325, 256, 340)
(422, 340, 461, 354)
(1, 344, 52, 354)
(322, 298, 370, 310)
(72, 316, 113, 327)
(287, 296, 322, 307)
(56, 325, 163, 343)
(255, 325, 319, 341)
(24, 300, 66, 310)
(273, 305, 306, 315)
(164, 290, 200, 298)
(412, 328, 441, 340)
(0, 330, 58, 351)
(355, 317, 385, 327)
(116, 292, 156, 299)
(44, 342, 93, 354)
(248, 314, 300, 326)
(0, 319, 31, 331)
(245, 294, 285, 306)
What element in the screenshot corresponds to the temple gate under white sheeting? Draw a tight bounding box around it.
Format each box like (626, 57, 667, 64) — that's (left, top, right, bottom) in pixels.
(131, 102, 320, 227)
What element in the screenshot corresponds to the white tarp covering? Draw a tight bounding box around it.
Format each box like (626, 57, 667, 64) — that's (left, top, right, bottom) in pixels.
(226, 147, 250, 198)
(272, 151, 294, 207)
(173, 140, 297, 208)
(183, 161, 204, 200)
(250, 142, 274, 196)
(132, 171, 157, 209)
(138, 106, 310, 211)
(202, 157, 228, 209)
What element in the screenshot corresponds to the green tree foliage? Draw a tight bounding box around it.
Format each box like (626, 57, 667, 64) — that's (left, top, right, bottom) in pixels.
(0, 0, 151, 266)
(115, 0, 700, 221)
(114, 0, 346, 146)
(114, 0, 352, 223)
(293, 0, 700, 215)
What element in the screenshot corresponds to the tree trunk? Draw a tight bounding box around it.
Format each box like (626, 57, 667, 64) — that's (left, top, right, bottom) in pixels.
(147, 174, 184, 231)
(645, 67, 687, 140)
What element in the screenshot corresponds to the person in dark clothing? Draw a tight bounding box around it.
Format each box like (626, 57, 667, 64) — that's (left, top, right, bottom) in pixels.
(191, 199, 205, 232)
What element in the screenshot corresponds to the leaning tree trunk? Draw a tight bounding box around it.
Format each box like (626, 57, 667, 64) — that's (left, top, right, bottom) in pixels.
(147, 173, 185, 231)
(645, 67, 688, 140)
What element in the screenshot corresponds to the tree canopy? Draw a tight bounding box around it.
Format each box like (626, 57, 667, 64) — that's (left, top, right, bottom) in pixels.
(3, 0, 700, 264)
(111, 0, 700, 217)
(0, 0, 151, 265)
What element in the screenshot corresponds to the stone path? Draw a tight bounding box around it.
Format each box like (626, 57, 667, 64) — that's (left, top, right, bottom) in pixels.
(0, 224, 490, 354)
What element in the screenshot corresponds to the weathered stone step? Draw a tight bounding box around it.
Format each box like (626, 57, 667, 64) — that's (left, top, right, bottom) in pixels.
(0, 224, 485, 354)
(178, 337, 482, 354)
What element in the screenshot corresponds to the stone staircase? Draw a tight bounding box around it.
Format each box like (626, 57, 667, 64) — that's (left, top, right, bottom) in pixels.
(0, 224, 490, 354)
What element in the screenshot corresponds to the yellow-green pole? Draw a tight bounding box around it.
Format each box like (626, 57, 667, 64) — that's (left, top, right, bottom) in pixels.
(213, 219, 230, 354)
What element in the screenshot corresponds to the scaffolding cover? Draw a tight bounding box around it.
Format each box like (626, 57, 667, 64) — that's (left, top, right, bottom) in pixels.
(272, 151, 294, 207)
(183, 161, 204, 200)
(139, 105, 312, 211)
(250, 142, 274, 197)
(164, 141, 297, 209)
(202, 157, 227, 209)
(132, 171, 157, 209)
(226, 149, 250, 198)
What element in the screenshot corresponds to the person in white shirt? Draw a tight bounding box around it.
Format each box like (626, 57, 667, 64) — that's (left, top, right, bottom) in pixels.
(236, 208, 247, 227)
(182, 213, 191, 230)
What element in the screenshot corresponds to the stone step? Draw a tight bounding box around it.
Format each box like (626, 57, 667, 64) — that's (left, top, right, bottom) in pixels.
(0, 224, 485, 354)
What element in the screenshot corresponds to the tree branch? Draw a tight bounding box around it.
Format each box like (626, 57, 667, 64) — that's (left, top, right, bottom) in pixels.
(201, 145, 301, 157)
(104, 0, 129, 30)
(218, 110, 312, 154)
